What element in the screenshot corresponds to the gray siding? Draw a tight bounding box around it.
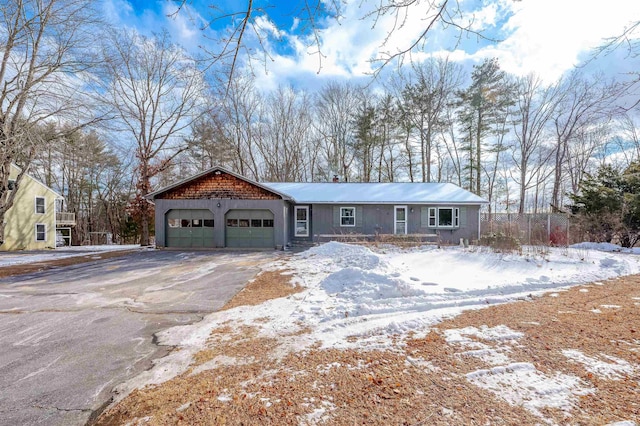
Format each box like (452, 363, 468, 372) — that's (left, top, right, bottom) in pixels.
(154, 198, 288, 249)
(303, 203, 481, 244)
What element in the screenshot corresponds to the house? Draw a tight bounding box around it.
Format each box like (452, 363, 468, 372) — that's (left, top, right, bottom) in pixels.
(147, 166, 488, 249)
(1, 164, 76, 251)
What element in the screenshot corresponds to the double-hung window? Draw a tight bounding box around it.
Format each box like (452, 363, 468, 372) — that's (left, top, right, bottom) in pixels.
(35, 196, 45, 214)
(428, 207, 459, 228)
(295, 206, 309, 237)
(35, 223, 46, 242)
(340, 207, 355, 227)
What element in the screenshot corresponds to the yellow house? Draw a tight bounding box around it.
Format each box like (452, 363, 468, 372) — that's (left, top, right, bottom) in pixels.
(1, 164, 62, 251)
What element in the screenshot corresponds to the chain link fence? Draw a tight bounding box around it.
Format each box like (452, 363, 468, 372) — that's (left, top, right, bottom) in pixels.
(480, 213, 572, 246)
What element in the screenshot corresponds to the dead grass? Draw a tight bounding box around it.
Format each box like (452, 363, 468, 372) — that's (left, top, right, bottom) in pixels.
(93, 273, 640, 426)
(221, 269, 303, 311)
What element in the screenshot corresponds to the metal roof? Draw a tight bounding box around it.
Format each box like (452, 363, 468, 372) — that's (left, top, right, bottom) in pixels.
(263, 182, 488, 204)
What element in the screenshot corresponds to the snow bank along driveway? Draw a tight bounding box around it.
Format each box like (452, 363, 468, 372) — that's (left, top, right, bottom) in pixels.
(116, 242, 640, 423)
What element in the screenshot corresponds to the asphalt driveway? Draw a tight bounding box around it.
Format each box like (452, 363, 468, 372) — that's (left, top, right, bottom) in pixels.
(0, 249, 279, 426)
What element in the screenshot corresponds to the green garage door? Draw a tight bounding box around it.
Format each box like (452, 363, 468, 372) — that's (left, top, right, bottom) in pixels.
(225, 209, 275, 248)
(166, 209, 215, 248)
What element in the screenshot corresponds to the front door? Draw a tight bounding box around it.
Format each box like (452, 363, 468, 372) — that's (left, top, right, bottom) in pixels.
(394, 206, 407, 235)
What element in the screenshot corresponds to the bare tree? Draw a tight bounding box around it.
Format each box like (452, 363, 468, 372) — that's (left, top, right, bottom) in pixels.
(102, 29, 206, 246)
(399, 58, 463, 182)
(550, 71, 622, 210)
(314, 81, 362, 181)
(0, 0, 100, 245)
(215, 72, 262, 180)
(509, 74, 559, 213)
(257, 85, 313, 181)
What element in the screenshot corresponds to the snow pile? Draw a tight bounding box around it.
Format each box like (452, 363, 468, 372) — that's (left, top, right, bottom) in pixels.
(155, 242, 640, 354)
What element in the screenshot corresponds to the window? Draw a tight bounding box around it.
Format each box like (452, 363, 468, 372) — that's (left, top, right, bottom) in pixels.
(428, 208, 437, 227)
(180, 219, 191, 227)
(428, 207, 460, 228)
(295, 206, 309, 237)
(7, 180, 15, 191)
(203, 219, 214, 227)
(263, 219, 274, 227)
(227, 219, 238, 227)
(192, 219, 202, 227)
(35, 223, 46, 242)
(251, 219, 262, 227)
(239, 219, 250, 227)
(168, 218, 180, 228)
(35, 196, 45, 214)
(340, 207, 355, 227)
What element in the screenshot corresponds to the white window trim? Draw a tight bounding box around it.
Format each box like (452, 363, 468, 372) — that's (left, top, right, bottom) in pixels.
(428, 207, 436, 227)
(429, 207, 460, 229)
(35, 196, 46, 214)
(35, 223, 46, 242)
(294, 205, 309, 237)
(394, 205, 407, 235)
(340, 206, 356, 227)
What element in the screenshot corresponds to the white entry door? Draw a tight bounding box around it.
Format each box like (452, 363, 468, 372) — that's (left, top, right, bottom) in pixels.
(394, 206, 407, 235)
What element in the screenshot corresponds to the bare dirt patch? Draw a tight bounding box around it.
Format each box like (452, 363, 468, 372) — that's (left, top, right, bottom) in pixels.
(0, 249, 139, 278)
(94, 274, 640, 425)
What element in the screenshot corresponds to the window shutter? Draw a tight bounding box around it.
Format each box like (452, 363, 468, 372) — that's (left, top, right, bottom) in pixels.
(459, 206, 467, 228)
(420, 207, 428, 227)
(356, 206, 363, 227)
(333, 206, 340, 227)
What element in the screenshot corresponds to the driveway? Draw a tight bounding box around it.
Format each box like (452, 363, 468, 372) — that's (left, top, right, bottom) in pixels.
(0, 249, 279, 426)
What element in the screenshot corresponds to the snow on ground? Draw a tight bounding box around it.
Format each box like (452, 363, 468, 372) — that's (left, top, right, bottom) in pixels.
(117, 242, 640, 419)
(0, 245, 141, 266)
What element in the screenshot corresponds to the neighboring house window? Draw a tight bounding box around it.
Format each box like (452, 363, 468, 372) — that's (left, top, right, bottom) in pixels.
(35, 223, 46, 242)
(35, 196, 45, 214)
(340, 207, 355, 227)
(295, 206, 309, 237)
(428, 207, 459, 228)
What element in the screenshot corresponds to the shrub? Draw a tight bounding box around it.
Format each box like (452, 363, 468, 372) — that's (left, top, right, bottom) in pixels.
(479, 232, 521, 253)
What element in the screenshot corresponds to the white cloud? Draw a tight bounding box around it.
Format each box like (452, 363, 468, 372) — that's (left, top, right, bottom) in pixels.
(477, 0, 640, 81)
(161, 3, 203, 51)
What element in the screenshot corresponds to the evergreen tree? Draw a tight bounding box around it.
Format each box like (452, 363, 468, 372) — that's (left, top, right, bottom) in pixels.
(570, 163, 640, 247)
(456, 58, 514, 195)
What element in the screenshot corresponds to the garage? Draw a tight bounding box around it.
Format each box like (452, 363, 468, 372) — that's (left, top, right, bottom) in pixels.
(225, 209, 275, 248)
(165, 209, 215, 248)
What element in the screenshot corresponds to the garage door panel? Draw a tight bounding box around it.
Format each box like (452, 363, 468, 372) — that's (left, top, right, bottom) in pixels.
(225, 209, 274, 248)
(166, 209, 215, 248)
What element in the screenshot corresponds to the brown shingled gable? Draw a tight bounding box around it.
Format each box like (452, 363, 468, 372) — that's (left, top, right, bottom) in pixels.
(158, 171, 282, 200)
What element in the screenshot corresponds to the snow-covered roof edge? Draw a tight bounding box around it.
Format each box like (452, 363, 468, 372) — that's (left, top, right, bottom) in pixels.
(263, 182, 488, 205)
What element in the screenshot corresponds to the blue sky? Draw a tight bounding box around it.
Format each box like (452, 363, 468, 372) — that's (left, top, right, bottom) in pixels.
(102, 0, 640, 91)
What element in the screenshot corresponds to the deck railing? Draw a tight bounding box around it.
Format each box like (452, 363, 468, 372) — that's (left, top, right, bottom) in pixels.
(56, 212, 76, 226)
